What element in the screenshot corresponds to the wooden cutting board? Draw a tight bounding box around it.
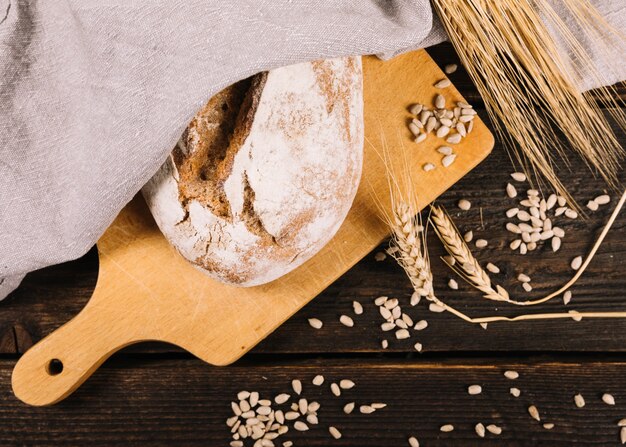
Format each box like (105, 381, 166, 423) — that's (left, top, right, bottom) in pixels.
(12, 50, 494, 406)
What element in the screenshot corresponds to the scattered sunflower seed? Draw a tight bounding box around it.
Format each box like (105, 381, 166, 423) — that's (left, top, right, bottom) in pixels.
(563, 290, 572, 305)
(312, 375, 324, 386)
(551, 236, 562, 252)
(468, 385, 482, 395)
(438, 146, 453, 155)
(574, 393, 585, 408)
(360, 405, 376, 414)
(446, 134, 462, 145)
(339, 379, 355, 390)
(444, 64, 458, 74)
(330, 383, 341, 397)
(294, 421, 309, 432)
(486, 262, 500, 274)
(595, 194, 611, 205)
(475, 422, 486, 437)
(308, 318, 323, 329)
(423, 163, 435, 172)
(343, 402, 355, 414)
(511, 172, 527, 182)
(396, 329, 411, 340)
(528, 405, 541, 421)
(603, 393, 616, 405)
(510, 387, 521, 397)
(448, 278, 459, 290)
(522, 282, 532, 293)
(486, 424, 502, 435)
(543, 423, 555, 430)
(429, 303, 446, 313)
(414, 320, 428, 331)
(275, 394, 290, 405)
(587, 200, 599, 211)
(442, 153, 457, 167)
(292, 380, 302, 396)
(440, 424, 455, 432)
(339, 315, 354, 327)
(458, 199, 472, 210)
(475, 239, 488, 248)
(414, 133, 427, 144)
(414, 342, 423, 352)
(504, 370, 519, 380)
(506, 183, 517, 198)
(621, 427, 626, 445)
(381, 339, 388, 349)
(434, 78, 451, 88)
(329, 426, 342, 439)
(408, 436, 420, 447)
(352, 301, 363, 315)
(571, 256, 583, 271)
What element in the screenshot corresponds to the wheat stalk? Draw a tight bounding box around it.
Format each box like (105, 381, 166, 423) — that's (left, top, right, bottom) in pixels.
(431, 0, 626, 206)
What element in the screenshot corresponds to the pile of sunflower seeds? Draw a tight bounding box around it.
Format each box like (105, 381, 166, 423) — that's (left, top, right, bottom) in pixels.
(375, 295, 426, 352)
(407, 79, 477, 171)
(227, 376, 386, 446)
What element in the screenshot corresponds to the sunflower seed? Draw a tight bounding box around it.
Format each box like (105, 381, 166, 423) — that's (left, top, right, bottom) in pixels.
(511, 172, 527, 182)
(486, 424, 502, 435)
(298, 398, 308, 415)
(339, 315, 354, 327)
(330, 383, 341, 397)
(308, 318, 323, 329)
(408, 122, 421, 136)
(587, 200, 599, 211)
(429, 303, 445, 313)
(414, 133, 427, 144)
(426, 116, 437, 133)
(445, 64, 458, 74)
(285, 411, 299, 420)
(414, 342, 423, 352)
(237, 391, 250, 401)
(468, 385, 482, 395)
(506, 222, 521, 234)
(480, 322, 488, 330)
(504, 370, 519, 379)
(446, 134, 462, 145)
(517, 210, 531, 221)
(423, 163, 435, 172)
(563, 291, 572, 305)
(506, 183, 517, 198)
(475, 239, 488, 248)
(306, 414, 318, 425)
(618, 419, 626, 427)
(384, 298, 399, 309)
(293, 421, 309, 432)
(565, 208, 578, 219)
(448, 279, 459, 290)
(621, 427, 626, 444)
(381, 322, 395, 331)
(520, 242, 528, 255)
(339, 379, 355, 390)
(543, 423, 555, 430)
(436, 125, 451, 138)
(440, 424, 454, 432)
(232, 402, 242, 416)
(551, 237, 562, 252)
(409, 104, 423, 115)
(274, 394, 290, 405)
(603, 393, 616, 405)
(574, 393, 585, 408)
(569, 310, 583, 321)
(486, 263, 500, 274)
(360, 405, 376, 414)
(396, 329, 410, 340)
(510, 239, 522, 250)
(459, 115, 474, 123)
(456, 123, 467, 137)
(371, 403, 387, 409)
(352, 301, 363, 315)
(571, 256, 583, 271)
(292, 380, 302, 396)
(329, 426, 342, 439)
(343, 402, 355, 414)
(434, 79, 451, 88)
(374, 296, 388, 306)
(442, 153, 457, 166)
(510, 387, 521, 397)
(414, 320, 428, 331)
(528, 405, 541, 421)
(230, 441, 244, 447)
(408, 436, 420, 447)
(380, 306, 392, 320)
(458, 199, 472, 210)
(438, 146, 453, 155)
(283, 442, 293, 447)
(595, 194, 611, 205)
(475, 422, 486, 437)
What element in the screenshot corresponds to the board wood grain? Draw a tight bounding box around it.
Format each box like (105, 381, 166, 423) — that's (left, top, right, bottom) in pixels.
(11, 50, 493, 406)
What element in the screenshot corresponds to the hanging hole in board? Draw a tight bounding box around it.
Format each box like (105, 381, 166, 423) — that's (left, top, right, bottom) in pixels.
(46, 358, 63, 376)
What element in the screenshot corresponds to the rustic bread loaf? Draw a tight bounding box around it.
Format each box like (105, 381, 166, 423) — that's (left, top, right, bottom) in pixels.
(142, 57, 363, 286)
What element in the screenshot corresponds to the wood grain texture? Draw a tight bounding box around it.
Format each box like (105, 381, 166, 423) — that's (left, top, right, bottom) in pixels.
(9, 50, 494, 406)
(2, 358, 626, 446)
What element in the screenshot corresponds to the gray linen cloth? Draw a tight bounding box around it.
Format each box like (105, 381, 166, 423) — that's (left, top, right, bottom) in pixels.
(1, 0, 624, 299)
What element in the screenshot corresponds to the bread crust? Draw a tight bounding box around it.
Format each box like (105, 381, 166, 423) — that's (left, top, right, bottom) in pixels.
(143, 57, 363, 286)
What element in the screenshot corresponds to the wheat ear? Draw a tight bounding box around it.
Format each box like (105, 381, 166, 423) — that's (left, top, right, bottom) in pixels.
(430, 205, 513, 303)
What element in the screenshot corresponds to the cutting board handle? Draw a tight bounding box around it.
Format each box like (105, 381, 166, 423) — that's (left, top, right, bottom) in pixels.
(11, 302, 141, 406)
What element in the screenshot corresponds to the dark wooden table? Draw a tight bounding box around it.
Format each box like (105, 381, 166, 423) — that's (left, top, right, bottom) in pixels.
(2, 44, 626, 446)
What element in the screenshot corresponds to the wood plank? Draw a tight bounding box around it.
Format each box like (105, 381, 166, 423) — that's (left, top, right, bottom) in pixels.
(6, 110, 626, 355)
(426, 43, 626, 105)
(1, 357, 626, 445)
